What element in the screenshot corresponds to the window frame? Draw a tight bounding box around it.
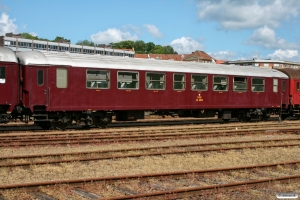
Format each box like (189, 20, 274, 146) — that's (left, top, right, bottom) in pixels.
(191, 74, 208, 91)
(273, 78, 278, 93)
(251, 77, 265, 92)
(282, 80, 286, 92)
(56, 68, 68, 88)
(233, 76, 247, 92)
(173, 73, 186, 90)
(213, 75, 228, 91)
(117, 71, 139, 90)
(86, 70, 110, 89)
(145, 72, 166, 90)
(0, 67, 6, 84)
(37, 69, 44, 86)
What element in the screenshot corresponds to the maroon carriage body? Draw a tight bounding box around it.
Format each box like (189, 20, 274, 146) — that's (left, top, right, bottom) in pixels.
(16, 50, 289, 128)
(0, 47, 20, 123)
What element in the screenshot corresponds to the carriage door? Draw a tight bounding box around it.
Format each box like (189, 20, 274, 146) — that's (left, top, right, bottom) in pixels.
(0, 65, 13, 105)
(30, 67, 48, 106)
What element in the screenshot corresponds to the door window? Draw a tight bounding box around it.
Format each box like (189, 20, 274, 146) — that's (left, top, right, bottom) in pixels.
(56, 68, 68, 88)
(0, 67, 5, 84)
(37, 70, 44, 86)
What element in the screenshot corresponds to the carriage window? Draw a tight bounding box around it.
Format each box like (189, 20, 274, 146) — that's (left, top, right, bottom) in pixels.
(252, 78, 264, 92)
(56, 68, 68, 88)
(37, 70, 44, 86)
(191, 74, 207, 91)
(118, 71, 139, 89)
(273, 79, 278, 92)
(233, 77, 247, 92)
(0, 67, 5, 84)
(86, 70, 110, 89)
(297, 82, 300, 92)
(173, 74, 185, 90)
(282, 81, 286, 92)
(146, 72, 166, 90)
(213, 76, 228, 91)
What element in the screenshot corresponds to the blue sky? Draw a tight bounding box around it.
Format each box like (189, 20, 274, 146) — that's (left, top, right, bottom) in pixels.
(0, 0, 300, 61)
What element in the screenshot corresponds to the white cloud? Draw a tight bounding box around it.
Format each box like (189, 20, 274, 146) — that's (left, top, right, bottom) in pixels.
(246, 26, 299, 49)
(209, 50, 236, 61)
(29, 32, 37, 37)
(267, 49, 298, 60)
(121, 24, 141, 35)
(91, 28, 138, 44)
(0, 13, 18, 35)
(170, 37, 204, 54)
(143, 24, 163, 39)
(197, 0, 300, 30)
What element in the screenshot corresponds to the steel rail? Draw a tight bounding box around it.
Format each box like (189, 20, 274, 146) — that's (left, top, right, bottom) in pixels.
(106, 175, 300, 199)
(0, 121, 296, 139)
(1, 142, 300, 167)
(1, 136, 299, 160)
(0, 128, 299, 147)
(0, 160, 299, 190)
(0, 117, 287, 132)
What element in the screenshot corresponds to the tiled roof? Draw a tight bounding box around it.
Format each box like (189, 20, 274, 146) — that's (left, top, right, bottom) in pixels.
(188, 50, 213, 60)
(135, 54, 184, 61)
(135, 50, 214, 62)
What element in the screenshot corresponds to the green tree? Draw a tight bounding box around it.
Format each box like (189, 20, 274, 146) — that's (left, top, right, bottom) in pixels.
(52, 36, 69, 42)
(150, 45, 165, 54)
(21, 32, 39, 40)
(145, 42, 155, 53)
(111, 40, 134, 49)
(133, 40, 146, 54)
(76, 39, 95, 46)
(163, 45, 177, 54)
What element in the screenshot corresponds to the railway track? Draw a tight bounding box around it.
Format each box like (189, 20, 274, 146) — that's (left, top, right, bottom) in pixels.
(1, 137, 300, 168)
(0, 121, 299, 146)
(0, 161, 299, 199)
(0, 116, 289, 132)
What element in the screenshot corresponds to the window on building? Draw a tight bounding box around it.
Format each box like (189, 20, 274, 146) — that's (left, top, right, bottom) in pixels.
(118, 71, 139, 89)
(213, 76, 228, 91)
(146, 72, 165, 90)
(191, 74, 207, 91)
(233, 77, 247, 92)
(252, 78, 265, 92)
(0, 67, 5, 84)
(49, 45, 58, 51)
(37, 70, 44, 86)
(60, 46, 69, 52)
(86, 70, 109, 89)
(273, 79, 278, 92)
(56, 68, 68, 88)
(173, 74, 185, 90)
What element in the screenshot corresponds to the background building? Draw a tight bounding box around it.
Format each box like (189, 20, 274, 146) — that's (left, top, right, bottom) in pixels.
(226, 59, 300, 69)
(0, 33, 135, 58)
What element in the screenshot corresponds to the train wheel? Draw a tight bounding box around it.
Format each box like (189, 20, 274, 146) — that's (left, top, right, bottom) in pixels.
(51, 117, 68, 131)
(94, 117, 109, 129)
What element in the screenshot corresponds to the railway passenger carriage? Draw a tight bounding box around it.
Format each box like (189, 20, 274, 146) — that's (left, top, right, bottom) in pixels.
(277, 68, 300, 119)
(0, 47, 25, 123)
(14, 50, 289, 130)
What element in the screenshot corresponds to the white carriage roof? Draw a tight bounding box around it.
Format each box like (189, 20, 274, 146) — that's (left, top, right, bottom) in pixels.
(16, 50, 288, 78)
(0, 47, 18, 63)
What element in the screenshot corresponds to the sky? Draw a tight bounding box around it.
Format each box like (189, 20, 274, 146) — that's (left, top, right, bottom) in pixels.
(0, 0, 300, 61)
